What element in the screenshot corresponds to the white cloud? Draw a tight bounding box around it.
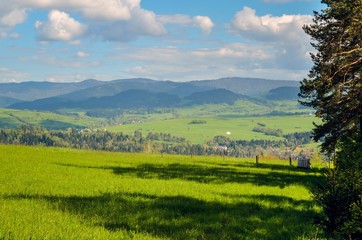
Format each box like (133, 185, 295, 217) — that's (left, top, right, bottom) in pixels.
(229, 6, 313, 72)
(0, 8, 27, 39)
(159, 14, 214, 34)
(0, 0, 139, 22)
(110, 44, 281, 81)
(35, 10, 87, 41)
(0, 32, 21, 39)
(0, 9, 27, 27)
(0, 0, 214, 42)
(0, 0, 157, 42)
(25, 0, 138, 21)
(45, 73, 117, 82)
(194, 16, 214, 34)
(230, 6, 312, 43)
(94, 7, 167, 41)
(108, 39, 313, 81)
(129, 8, 167, 36)
(75, 51, 89, 58)
(0, 67, 30, 82)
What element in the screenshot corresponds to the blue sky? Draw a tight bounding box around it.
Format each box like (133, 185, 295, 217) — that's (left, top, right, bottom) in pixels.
(0, 0, 323, 83)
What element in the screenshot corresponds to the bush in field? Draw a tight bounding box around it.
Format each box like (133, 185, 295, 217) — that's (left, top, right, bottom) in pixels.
(188, 120, 207, 124)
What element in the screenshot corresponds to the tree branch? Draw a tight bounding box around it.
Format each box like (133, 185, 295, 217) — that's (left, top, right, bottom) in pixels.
(331, 57, 362, 80)
(336, 47, 362, 56)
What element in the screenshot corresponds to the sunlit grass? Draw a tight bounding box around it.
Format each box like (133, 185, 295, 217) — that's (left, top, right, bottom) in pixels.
(0, 108, 106, 129)
(0, 145, 322, 239)
(108, 114, 318, 144)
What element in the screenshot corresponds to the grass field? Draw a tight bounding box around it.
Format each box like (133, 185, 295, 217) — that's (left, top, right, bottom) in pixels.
(1, 99, 318, 145)
(0, 108, 106, 130)
(108, 114, 317, 144)
(0, 145, 323, 239)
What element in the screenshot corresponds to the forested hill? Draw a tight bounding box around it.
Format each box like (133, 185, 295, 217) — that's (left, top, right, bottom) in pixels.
(191, 77, 299, 97)
(0, 79, 104, 101)
(9, 89, 251, 110)
(2, 77, 301, 110)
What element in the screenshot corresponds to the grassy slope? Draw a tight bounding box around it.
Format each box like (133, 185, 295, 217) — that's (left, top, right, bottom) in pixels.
(0, 145, 322, 239)
(0, 108, 106, 130)
(1, 99, 317, 144)
(107, 100, 317, 144)
(108, 114, 317, 144)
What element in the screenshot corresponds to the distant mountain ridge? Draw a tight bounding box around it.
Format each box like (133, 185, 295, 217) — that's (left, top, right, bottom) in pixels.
(191, 77, 300, 97)
(0, 79, 104, 101)
(10, 88, 249, 110)
(266, 87, 300, 100)
(3, 77, 301, 110)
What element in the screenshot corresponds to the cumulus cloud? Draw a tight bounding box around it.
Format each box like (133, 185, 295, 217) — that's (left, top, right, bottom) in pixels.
(230, 6, 312, 43)
(0, 0, 214, 42)
(159, 14, 214, 34)
(35, 10, 87, 41)
(194, 16, 214, 34)
(229, 6, 313, 71)
(25, 0, 138, 21)
(91, 6, 167, 42)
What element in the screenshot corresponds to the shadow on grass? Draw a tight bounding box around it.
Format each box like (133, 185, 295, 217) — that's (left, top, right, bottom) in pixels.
(211, 161, 322, 173)
(3, 192, 317, 240)
(56, 162, 322, 189)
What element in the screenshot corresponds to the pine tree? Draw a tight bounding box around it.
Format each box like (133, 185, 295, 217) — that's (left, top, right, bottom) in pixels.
(300, 1, 362, 238)
(299, 0, 362, 153)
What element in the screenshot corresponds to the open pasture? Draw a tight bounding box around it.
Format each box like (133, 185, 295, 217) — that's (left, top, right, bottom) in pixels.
(108, 114, 317, 144)
(0, 145, 322, 239)
(0, 108, 106, 130)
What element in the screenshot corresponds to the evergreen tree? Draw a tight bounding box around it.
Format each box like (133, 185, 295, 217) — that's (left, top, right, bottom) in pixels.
(300, 1, 362, 238)
(299, 0, 362, 152)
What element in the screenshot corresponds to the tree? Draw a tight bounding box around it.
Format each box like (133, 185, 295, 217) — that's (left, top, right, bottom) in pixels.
(299, 1, 362, 238)
(313, 138, 362, 239)
(299, 0, 362, 153)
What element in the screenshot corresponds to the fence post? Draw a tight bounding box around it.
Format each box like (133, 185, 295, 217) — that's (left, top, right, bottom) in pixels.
(289, 156, 292, 166)
(256, 155, 259, 165)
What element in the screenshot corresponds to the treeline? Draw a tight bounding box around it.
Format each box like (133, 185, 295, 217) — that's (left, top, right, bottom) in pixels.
(0, 125, 312, 158)
(252, 126, 312, 144)
(86, 108, 176, 118)
(252, 126, 283, 137)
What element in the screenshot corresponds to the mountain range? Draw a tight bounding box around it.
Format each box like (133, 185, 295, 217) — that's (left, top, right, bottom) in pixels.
(0, 77, 301, 110)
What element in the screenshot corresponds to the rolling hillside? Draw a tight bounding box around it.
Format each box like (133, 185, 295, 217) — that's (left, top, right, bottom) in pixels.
(6, 77, 301, 112)
(9, 88, 252, 111)
(191, 77, 300, 97)
(0, 79, 104, 101)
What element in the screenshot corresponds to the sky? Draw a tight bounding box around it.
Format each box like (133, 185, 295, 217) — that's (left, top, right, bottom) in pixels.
(0, 0, 324, 83)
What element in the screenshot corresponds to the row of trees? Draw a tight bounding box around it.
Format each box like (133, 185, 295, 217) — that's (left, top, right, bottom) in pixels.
(0, 125, 312, 158)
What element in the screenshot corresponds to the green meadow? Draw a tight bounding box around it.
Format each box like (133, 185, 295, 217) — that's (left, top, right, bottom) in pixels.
(0, 144, 323, 239)
(0, 108, 106, 130)
(108, 114, 317, 144)
(106, 100, 317, 144)
(1, 99, 317, 145)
